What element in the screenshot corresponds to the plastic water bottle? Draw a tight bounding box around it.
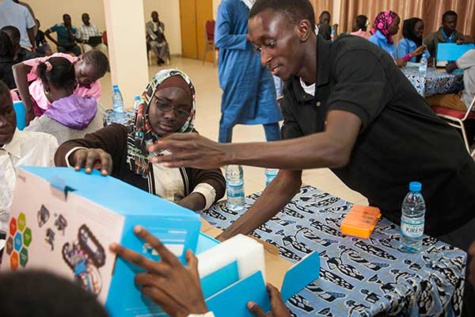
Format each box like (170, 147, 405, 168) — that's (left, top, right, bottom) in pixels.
(265, 168, 278, 186)
(331, 28, 335, 41)
(225, 165, 245, 211)
(400, 181, 426, 253)
(112, 84, 125, 123)
(418, 54, 428, 74)
(133, 95, 141, 112)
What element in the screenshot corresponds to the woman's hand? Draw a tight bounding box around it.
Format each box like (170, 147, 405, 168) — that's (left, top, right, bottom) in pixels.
(395, 58, 407, 67)
(110, 226, 209, 317)
(411, 45, 427, 57)
(72, 148, 113, 175)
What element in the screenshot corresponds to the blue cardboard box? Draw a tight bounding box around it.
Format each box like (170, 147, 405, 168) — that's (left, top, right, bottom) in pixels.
(1, 166, 201, 317)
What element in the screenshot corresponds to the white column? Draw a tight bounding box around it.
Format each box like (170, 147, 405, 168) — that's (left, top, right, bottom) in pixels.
(103, 0, 149, 109)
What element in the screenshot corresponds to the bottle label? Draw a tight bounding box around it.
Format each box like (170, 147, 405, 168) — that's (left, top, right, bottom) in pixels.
(401, 216, 424, 238)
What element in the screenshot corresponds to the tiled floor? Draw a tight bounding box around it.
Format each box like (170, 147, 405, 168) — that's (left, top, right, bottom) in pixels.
(99, 57, 368, 206)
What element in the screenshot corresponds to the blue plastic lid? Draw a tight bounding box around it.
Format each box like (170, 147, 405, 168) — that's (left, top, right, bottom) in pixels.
(409, 181, 422, 192)
(134, 95, 140, 100)
(113, 84, 119, 92)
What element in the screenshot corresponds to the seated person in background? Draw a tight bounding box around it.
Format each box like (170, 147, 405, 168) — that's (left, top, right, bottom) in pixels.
(426, 49, 475, 145)
(146, 11, 170, 66)
(76, 13, 108, 58)
(24, 57, 103, 144)
(1, 25, 37, 61)
(34, 19, 52, 56)
(0, 270, 108, 317)
(396, 18, 430, 63)
(424, 10, 474, 58)
(369, 10, 425, 67)
(427, 49, 475, 111)
(13, 50, 108, 123)
(350, 15, 371, 39)
(45, 14, 81, 57)
(55, 69, 225, 212)
(110, 226, 291, 317)
(0, 80, 58, 237)
(317, 10, 338, 41)
(0, 31, 16, 89)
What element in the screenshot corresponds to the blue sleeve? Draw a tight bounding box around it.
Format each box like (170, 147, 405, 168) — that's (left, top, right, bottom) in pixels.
(214, 2, 247, 50)
(368, 35, 378, 46)
(396, 39, 409, 59)
(49, 24, 58, 33)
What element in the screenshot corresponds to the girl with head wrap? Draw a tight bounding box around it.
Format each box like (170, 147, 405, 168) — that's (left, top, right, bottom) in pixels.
(396, 18, 430, 63)
(369, 11, 426, 67)
(54, 69, 226, 212)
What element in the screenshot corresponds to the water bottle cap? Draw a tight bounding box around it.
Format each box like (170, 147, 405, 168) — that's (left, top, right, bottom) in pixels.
(113, 84, 119, 92)
(134, 95, 140, 100)
(409, 181, 422, 192)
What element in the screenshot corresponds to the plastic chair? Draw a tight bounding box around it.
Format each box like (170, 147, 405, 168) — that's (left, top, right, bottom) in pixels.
(202, 20, 217, 65)
(431, 96, 475, 157)
(13, 101, 26, 130)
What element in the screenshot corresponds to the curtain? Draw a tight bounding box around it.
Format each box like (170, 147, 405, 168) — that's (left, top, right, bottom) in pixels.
(311, 0, 334, 23)
(332, 0, 475, 41)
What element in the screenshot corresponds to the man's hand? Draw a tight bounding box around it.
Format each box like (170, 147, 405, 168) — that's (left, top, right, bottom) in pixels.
(110, 226, 209, 317)
(73, 148, 112, 175)
(247, 284, 291, 317)
(148, 133, 231, 169)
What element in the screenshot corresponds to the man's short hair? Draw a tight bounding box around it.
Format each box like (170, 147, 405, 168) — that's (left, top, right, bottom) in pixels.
(0, 270, 109, 317)
(442, 10, 457, 22)
(1, 25, 21, 42)
(249, 0, 316, 31)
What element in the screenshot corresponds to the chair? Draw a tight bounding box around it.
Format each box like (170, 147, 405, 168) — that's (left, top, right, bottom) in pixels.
(13, 101, 26, 130)
(431, 96, 475, 157)
(202, 20, 218, 65)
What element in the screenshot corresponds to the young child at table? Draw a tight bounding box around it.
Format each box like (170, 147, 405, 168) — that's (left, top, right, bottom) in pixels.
(369, 11, 425, 67)
(396, 18, 430, 63)
(24, 57, 103, 144)
(426, 49, 475, 145)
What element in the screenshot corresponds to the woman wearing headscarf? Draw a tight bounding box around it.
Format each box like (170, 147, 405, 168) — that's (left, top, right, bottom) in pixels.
(54, 69, 226, 212)
(396, 18, 430, 63)
(369, 10, 425, 67)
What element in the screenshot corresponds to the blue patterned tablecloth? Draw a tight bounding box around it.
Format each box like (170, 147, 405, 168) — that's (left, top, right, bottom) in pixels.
(401, 67, 464, 97)
(202, 185, 466, 317)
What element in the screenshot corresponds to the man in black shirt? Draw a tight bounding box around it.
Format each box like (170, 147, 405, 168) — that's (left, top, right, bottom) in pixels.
(146, 1, 475, 312)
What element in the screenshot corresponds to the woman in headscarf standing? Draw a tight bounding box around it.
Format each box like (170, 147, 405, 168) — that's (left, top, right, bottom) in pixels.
(369, 11, 425, 67)
(396, 18, 430, 63)
(54, 69, 226, 212)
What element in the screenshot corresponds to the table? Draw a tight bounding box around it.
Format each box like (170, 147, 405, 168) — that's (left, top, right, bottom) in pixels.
(103, 109, 136, 126)
(201, 185, 466, 317)
(401, 67, 464, 97)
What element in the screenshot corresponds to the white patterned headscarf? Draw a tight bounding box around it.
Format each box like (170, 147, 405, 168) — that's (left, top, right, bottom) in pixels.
(126, 69, 196, 177)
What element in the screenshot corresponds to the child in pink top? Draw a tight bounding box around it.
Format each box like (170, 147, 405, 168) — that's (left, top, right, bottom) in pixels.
(13, 50, 108, 121)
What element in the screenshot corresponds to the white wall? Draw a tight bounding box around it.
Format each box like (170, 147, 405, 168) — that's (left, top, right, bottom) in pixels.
(143, 0, 181, 55)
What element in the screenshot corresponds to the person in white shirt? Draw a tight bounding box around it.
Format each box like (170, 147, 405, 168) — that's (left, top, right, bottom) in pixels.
(0, 80, 58, 236)
(0, 0, 36, 50)
(76, 13, 108, 58)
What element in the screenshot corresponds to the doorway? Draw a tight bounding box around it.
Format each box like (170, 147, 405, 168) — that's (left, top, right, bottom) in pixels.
(179, 0, 213, 60)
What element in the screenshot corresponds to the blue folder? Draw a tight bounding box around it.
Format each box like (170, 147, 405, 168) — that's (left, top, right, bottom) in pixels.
(436, 43, 475, 67)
